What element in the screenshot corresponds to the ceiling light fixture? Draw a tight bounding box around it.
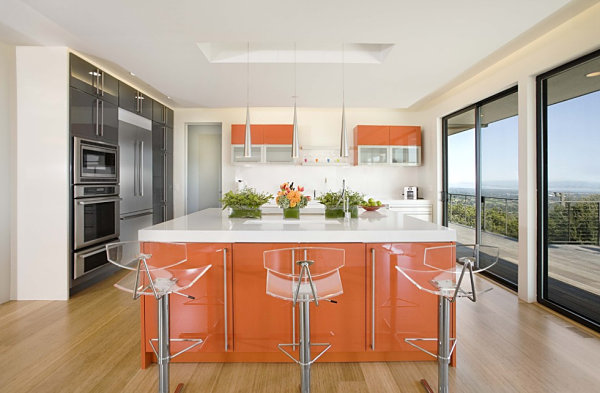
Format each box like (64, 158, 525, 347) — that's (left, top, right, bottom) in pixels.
(340, 43, 349, 158)
(291, 42, 299, 159)
(129, 72, 136, 76)
(244, 41, 252, 158)
(585, 71, 600, 78)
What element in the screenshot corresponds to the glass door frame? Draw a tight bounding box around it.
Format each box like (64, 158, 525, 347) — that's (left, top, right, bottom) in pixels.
(442, 86, 519, 291)
(536, 48, 600, 332)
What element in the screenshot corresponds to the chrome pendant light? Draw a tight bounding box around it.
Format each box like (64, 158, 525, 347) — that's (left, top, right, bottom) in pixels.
(340, 43, 349, 157)
(244, 41, 252, 157)
(291, 42, 299, 158)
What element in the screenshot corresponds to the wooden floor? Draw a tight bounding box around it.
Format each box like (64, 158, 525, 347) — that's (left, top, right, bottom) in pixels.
(1, 271, 599, 393)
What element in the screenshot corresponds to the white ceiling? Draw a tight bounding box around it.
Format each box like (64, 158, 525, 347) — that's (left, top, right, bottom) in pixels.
(0, 0, 593, 108)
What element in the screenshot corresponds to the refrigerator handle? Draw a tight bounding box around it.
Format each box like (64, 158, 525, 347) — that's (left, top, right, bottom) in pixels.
(140, 140, 144, 197)
(133, 140, 138, 196)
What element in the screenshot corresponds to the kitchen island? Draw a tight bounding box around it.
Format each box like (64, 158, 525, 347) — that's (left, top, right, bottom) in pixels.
(137, 208, 456, 367)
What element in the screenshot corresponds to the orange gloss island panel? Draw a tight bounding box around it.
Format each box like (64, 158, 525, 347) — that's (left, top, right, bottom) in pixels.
(140, 241, 455, 366)
(141, 243, 233, 369)
(366, 243, 455, 361)
(389, 126, 421, 146)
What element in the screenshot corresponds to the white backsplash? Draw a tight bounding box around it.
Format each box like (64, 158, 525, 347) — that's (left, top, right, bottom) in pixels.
(232, 164, 420, 201)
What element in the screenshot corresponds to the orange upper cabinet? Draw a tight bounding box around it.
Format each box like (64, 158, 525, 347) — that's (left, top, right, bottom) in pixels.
(231, 124, 264, 145)
(355, 125, 390, 145)
(262, 124, 293, 144)
(354, 125, 422, 166)
(389, 126, 421, 146)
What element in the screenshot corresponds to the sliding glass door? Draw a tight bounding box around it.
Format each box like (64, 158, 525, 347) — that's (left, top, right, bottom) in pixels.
(443, 87, 519, 290)
(537, 50, 600, 331)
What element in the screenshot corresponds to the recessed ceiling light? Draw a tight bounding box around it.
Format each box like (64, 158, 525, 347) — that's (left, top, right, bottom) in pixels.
(585, 71, 600, 77)
(167, 96, 172, 100)
(129, 72, 136, 76)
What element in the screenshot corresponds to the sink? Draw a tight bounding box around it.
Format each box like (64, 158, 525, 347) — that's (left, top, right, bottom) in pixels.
(243, 218, 342, 225)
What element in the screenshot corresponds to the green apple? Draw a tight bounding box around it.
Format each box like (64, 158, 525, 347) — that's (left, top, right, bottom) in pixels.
(376, 201, 382, 206)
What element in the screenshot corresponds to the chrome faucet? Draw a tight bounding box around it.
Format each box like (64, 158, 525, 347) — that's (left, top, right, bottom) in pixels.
(341, 179, 350, 220)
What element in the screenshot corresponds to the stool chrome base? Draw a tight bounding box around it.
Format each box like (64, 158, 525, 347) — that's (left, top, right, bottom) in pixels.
(277, 297, 331, 393)
(404, 295, 455, 393)
(150, 294, 207, 393)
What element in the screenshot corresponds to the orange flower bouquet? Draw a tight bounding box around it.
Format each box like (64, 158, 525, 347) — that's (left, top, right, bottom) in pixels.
(276, 182, 310, 218)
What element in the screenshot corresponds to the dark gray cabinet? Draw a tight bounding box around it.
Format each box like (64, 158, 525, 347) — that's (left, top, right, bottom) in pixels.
(152, 100, 174, 128)
(152, 123, 173, 224)
(70, 53, 119, 105)
(70, 87, 118, 144)
(119, 82, 153, 119)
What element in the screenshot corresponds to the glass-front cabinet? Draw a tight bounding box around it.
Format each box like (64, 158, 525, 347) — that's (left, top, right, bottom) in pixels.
(231, 124, 294, 164)
(354, 125, 421, 166)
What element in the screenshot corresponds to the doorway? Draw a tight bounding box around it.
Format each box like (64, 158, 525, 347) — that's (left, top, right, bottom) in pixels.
(186, 123, 222, 214)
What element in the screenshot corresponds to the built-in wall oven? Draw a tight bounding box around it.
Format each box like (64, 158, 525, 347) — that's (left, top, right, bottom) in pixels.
(72, 184, 120, 279)
(73, 137, 119, 184)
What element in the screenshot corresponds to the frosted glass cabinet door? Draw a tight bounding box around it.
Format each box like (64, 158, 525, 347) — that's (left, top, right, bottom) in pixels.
(391, 146, 421, 165)
(232, 146, 262, 163)
(358, 146, 389, 164)
(265, 145, 294, 163)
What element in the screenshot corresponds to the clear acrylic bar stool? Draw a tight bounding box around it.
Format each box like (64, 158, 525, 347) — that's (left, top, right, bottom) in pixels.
(106, 241, 212, 393)
(393, 244, 499, 393)
(264, 247, 345, 393)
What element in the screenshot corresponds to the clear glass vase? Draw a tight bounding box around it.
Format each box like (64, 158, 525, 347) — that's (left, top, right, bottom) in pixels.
(229, 206, 262, 219)
(283, 206, 300, 219)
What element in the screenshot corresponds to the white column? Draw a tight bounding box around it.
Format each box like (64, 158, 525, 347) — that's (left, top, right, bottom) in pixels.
(517, 76, 537, 302)
(14, 46, 69, 300)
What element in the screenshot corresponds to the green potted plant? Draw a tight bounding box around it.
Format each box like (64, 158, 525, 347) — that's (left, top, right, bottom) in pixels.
(220, 187, 272, 218)
(317, 189, 364, 218)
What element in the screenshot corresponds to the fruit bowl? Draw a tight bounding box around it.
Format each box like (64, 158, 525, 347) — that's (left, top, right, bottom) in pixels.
(360, 205, 383, 211)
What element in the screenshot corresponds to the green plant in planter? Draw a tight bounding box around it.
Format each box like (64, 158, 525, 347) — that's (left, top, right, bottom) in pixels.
(220, 187, 273, 218)
(317, 189, 364, 218)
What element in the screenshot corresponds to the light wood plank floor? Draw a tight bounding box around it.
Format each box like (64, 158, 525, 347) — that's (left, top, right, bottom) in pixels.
(1, 271, 599, 393)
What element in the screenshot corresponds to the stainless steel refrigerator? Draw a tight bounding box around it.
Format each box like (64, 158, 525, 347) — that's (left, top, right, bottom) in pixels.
(118, 108, 153, 241)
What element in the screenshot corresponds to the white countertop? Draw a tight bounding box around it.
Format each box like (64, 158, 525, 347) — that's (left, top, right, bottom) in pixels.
(138, 208, 455, 243)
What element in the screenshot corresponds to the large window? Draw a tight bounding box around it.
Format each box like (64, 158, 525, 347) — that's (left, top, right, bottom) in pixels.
(443, 87, 519, 290)
(537, 49, 600, 331)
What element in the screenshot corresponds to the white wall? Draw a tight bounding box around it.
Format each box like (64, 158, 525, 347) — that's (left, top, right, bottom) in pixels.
(0, 41, 15, 303)
(412, 3, 600, 302)
(14, 47, 69, 300)
(174, 107, 422, 216)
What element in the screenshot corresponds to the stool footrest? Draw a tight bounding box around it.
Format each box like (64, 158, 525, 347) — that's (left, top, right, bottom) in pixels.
(149, 338, 206, 362)
(277, 342, 332, 366)
(404, 337, 457, 361)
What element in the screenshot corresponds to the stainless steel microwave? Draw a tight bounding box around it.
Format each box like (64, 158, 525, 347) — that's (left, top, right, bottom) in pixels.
(73, 137, 119, 184)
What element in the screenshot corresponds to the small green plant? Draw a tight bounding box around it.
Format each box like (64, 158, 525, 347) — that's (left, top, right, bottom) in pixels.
(317, 189, 364, 207)
(220, 187, 272, 210)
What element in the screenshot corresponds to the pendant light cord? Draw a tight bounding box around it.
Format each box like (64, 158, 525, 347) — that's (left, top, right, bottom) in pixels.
(247, 41, 250, 107)
(342, 43, 345, 107)
(294, 42, 297, 105)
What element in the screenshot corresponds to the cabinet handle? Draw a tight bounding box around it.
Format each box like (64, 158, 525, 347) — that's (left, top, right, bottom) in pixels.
(136, 92, 140, 113)
(100, 100, 104, 137)
(163, 204, 167, 220)
(371, 247, 375, 351)
(95, 99, 99, 136)
(140, 92, 143, 113)
(291, 249, 296, 350)
(223, 248, 228, 351)
(101, 71, 104, 96)
(139, 140, 144, 196)
(163, 153, 168, 202)
(95, 69, 100, 95)
(163, 127, 167, 150)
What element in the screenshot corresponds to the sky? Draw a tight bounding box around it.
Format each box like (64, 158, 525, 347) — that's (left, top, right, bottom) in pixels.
(447, 89, 600, 192)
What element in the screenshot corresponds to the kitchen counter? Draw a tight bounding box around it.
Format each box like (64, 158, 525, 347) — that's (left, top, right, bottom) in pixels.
(138, 207, 455, 243)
